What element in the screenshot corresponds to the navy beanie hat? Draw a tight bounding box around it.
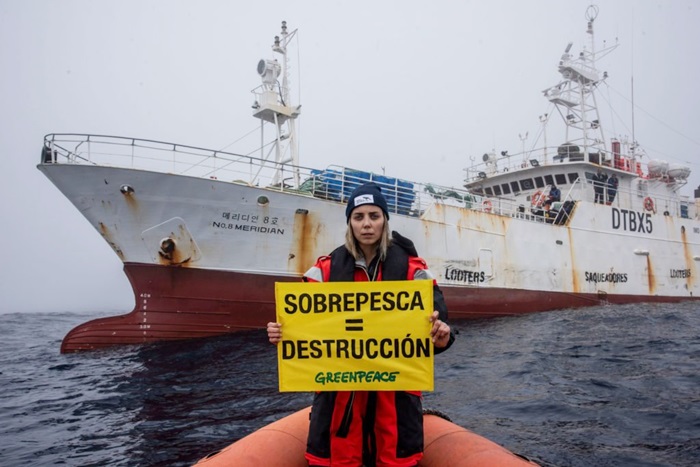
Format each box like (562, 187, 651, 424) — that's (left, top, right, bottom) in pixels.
(345, 182, 389, 222)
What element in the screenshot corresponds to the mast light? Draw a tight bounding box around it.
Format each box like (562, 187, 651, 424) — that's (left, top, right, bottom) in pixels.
(257, 59, 281, 85)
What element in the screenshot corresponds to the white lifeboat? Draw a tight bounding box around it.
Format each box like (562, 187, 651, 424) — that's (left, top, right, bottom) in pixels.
(647, 159, 669, 178)
(667, 163, 691, 180)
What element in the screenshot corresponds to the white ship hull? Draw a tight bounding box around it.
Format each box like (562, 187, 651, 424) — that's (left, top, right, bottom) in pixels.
(38, 159, 699, 352)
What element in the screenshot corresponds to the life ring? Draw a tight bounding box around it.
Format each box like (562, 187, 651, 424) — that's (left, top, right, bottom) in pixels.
(531, 190, 546, 207)
(482, 199, 493, 212)
(644, 197, 654, 212)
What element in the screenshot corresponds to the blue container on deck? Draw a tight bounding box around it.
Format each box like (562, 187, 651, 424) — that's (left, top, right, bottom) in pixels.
(342, 170, 370, 200)
(371, 174, 415, 216)
(396, 179, 415, 215)
(312, 168, 415, 215)
(310, 169, 343, 200)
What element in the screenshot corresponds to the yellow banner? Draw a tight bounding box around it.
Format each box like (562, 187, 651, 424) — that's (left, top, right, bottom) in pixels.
(274, 280, 434, 392)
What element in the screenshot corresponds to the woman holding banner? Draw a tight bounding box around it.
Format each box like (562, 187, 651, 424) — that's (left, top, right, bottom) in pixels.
(267, 182, 455, 467)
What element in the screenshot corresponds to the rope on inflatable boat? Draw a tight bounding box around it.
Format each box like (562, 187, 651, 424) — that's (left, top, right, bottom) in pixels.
(422, 408, 452, 422)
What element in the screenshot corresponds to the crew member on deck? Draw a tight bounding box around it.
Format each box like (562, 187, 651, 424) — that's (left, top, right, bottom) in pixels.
(593, 169, 608, 204)
(549, 185, 561, 203)
(607, 173, 619, 204)
(543, 184, 561, 218)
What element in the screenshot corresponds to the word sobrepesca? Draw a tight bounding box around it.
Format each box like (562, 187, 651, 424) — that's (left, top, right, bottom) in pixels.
(282, 290, 425, 314)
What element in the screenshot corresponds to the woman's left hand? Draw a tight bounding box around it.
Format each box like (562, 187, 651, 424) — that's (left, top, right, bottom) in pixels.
(429, 310, 451, 348)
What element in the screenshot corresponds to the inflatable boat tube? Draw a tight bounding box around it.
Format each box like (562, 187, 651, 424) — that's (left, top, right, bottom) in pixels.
(194, 407, 539, 466)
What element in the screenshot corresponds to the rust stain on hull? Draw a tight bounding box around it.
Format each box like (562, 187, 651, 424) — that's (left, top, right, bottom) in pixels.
(97, 222, 125, 260)
(681, 226, 697, 292)
(124, 196, 138, 212)
(156, 244, 192, 266)
(121, 187, 140, 213)
(567, 226, 580, 293)
(289, 209, 322, 275)
(156, 224, 195, 267)
(646, 256, 656, 295)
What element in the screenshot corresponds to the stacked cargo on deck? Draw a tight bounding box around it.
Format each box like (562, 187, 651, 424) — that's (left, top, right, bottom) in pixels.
(309, 166, 415, 216)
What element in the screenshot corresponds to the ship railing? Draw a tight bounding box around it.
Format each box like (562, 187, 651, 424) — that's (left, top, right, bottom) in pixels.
(527, 175, 696, 220)
(304, 165, 525, 220)
(41, 133, 532, 222)
(584, 175, 697, 219)
(463, 144, 647, 184)
(41, 133, 322, 191)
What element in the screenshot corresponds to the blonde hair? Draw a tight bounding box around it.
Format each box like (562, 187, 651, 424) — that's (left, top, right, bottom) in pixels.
(344, 215, 392, 262)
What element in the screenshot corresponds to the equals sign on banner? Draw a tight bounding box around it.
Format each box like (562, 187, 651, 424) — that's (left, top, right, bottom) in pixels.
(345, 318, 364, 331)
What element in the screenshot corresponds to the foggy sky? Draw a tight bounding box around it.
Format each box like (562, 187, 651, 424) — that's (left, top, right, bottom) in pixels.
(2, 0, 699, 313)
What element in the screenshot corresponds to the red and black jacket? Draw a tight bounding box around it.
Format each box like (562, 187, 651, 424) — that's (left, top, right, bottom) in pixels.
(303, 231, 454, 466)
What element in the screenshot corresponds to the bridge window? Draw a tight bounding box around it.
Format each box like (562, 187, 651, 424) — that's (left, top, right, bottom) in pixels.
(555, 174, 567, 185)
(544, 175, 554, 186)
(510, 181, 520, 193)
(501, 183, 512, 195)
(493, 185, 502, 196)
(534, 176, 544, 188)
(567, 172, 579, 183)
(520, 178, 534, 190)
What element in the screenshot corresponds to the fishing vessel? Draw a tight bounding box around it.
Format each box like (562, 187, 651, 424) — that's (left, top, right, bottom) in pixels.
(39, 8, 700, 352)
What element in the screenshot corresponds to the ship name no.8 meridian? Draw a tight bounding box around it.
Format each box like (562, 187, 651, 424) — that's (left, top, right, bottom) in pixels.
(611, 208, 653, 234)
(211, 211, 286, 235)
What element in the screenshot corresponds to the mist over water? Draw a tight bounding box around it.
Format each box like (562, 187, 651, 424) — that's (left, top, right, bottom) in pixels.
(1, 303, 698, 466)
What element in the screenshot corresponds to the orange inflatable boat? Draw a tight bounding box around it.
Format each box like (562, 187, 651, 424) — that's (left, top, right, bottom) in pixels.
(194, 407, 540, 466)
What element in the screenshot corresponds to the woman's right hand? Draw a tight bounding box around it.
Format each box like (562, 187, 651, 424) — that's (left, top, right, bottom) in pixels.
(267, 322, 282, 344)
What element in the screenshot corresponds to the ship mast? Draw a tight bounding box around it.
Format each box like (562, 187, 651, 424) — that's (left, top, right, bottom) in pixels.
(542, 5, 618, 164)
(251, 21, 302, 187)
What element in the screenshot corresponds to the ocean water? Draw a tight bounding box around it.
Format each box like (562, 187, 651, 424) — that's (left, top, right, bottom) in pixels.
(1, 302, 698, 467)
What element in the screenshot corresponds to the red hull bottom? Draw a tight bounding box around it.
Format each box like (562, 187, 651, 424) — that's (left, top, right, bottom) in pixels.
(61, 263, 698, 352)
